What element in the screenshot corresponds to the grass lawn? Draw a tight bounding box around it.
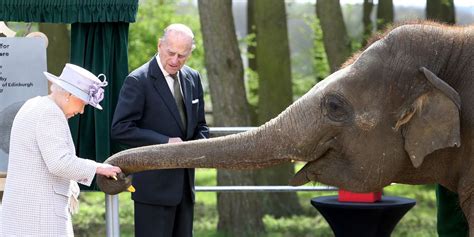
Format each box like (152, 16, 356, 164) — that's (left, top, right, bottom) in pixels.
(73, 168, 437, 237)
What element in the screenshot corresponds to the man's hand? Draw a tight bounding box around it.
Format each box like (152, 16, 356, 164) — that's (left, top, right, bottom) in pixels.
(168, 137, 183, 143)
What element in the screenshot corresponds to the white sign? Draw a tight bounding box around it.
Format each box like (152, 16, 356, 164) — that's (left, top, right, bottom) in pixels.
(0, 37, 47, 173)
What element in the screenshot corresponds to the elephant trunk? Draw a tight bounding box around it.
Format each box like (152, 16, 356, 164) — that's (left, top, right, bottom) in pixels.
(97, 93, 319, 194)
(106, 126, 295, 174)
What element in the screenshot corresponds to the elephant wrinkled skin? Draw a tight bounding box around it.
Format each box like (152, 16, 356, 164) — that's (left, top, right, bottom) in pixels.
(97, 22, 474, 235)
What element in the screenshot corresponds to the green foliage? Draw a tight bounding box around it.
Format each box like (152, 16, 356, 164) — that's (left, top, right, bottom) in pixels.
(385, 184, 438, 237)
(305, 15, 330, 83)
(241, 32, 259, 108)
(292, 76, 317, 100)
(195, 168, 218, 206)
(441, 0, 453, 7)
(263, 215, 333, 237)
(245, 67, 259, 108)
(73, 192, 107, 236)
(128, 0, 204, 73)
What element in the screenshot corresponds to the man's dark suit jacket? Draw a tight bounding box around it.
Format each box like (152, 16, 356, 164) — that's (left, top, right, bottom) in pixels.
(111, 57, 209, 206)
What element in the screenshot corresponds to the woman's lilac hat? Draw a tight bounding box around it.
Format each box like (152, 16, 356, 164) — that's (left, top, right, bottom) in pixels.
(43, 63, 108, 110)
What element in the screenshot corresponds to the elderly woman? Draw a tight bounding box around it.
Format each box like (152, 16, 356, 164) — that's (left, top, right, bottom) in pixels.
(1, 64, 121, 236)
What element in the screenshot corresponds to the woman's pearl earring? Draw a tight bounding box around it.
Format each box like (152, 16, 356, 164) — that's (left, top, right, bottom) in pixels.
(66, 93, 72, 103)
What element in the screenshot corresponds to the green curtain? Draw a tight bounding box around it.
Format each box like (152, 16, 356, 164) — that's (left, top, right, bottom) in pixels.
(0, 0, 137, 23)
(436, 184, 469, 237)
(69, 22, 130, 190)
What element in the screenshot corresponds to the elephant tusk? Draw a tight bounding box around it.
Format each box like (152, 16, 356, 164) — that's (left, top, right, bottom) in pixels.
(111, 175, 118, 181)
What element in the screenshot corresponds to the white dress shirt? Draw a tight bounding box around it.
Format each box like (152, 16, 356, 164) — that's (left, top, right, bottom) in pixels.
(156, 55, 184, 97)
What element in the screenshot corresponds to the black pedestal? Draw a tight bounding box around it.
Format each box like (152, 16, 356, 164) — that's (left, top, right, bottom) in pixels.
(311, 196, 416, 237)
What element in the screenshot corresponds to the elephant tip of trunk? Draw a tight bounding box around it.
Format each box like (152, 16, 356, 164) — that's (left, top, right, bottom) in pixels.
(97, 172, 133, 195)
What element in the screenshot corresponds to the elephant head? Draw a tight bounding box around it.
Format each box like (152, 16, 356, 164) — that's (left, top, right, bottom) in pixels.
(98, 23, 470, 204)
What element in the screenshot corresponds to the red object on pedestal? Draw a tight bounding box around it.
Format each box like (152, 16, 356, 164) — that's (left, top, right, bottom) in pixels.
(338, 189, 382, 203)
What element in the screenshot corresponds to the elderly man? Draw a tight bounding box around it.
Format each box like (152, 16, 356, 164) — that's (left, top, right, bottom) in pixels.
(111, 24, 208, 237)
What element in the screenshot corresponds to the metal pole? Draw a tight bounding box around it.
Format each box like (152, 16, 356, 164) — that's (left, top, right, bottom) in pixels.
(105, 194, 120, 237)
(196, 185, 337, 192)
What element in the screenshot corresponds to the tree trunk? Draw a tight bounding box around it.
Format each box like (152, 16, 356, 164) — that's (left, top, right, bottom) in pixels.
(376, 0, 394, 30)
(426, 0, 455, 24)
(316, 0, 352, 73)
(198, 0, 265, 236)
(362, 0, 374, 46)
(38, 23, 70, 76)
(254, 0, 303, 217)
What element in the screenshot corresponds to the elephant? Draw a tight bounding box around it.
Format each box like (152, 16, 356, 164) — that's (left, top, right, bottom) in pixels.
(97, 22, 474, 234)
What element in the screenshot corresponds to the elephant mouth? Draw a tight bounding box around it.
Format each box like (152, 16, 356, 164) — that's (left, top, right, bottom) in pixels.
(289, 137, 339, 186)
(290, 161, 315, 186)
(289, 150, 333, 186)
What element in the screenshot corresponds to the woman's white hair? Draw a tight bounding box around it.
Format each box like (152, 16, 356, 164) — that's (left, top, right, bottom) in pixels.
(50, 83, 68, 94)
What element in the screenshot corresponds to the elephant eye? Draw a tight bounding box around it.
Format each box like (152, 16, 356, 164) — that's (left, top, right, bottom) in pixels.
(323, 94, 352, 122)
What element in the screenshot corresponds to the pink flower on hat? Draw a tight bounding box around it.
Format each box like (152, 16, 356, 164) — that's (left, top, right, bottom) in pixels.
(44, 64, 109, 110)
(88, 74, 108, 108)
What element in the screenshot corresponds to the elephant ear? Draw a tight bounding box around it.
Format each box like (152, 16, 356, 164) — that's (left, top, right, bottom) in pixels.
(395, 67, 461, 168)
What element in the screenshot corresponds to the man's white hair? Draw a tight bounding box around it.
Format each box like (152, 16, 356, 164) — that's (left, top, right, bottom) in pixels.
(160, 23, 196, 51)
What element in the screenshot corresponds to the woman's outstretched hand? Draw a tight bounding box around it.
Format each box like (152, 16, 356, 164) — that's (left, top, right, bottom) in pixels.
(96, 163, 122, 178)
